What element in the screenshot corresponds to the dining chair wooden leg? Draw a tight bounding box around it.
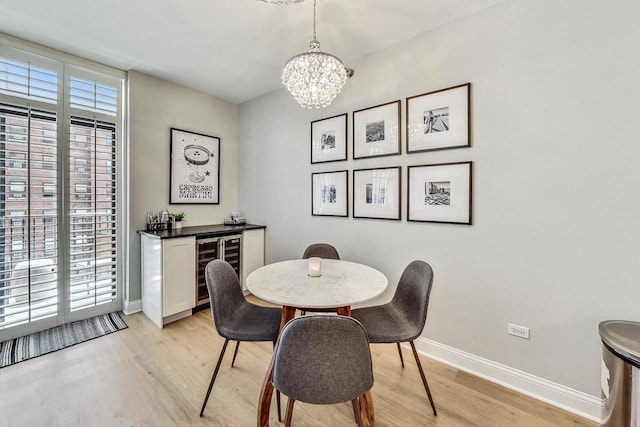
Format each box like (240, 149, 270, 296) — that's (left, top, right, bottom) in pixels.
(360, 390, 375, 426)
(351, 397, 364, 427)
(409, 341, 437, 416)
(284, 398, 296, 427)
(200, 338, 230, 417)
(230, 340, 240, 367)
(271, 341, 282, 422)
(396, 342, 405, 368)
(276, 390, 282, 422)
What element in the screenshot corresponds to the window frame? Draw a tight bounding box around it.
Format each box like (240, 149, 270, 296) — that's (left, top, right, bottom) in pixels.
(0, 39, 127, 340)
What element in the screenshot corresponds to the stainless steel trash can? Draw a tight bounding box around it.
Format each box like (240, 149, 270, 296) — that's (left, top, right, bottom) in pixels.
(599, 320, 640, 427)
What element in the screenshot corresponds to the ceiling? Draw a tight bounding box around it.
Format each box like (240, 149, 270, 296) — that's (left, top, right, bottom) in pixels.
(0, 0, 506, 105)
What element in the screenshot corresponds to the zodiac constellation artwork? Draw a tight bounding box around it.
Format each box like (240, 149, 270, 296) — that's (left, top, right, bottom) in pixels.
(170, 128, 220, 204)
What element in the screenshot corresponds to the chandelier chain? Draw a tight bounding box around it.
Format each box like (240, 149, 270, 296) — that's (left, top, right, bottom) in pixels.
(312, 0, 317, 41)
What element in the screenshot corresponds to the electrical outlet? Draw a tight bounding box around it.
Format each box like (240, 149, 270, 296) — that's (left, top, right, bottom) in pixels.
(508, 323, 530, 339)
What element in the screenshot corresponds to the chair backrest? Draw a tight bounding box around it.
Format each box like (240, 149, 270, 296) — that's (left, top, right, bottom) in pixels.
(272, 316, 373, 405)
(302, 243, 340, 260)
(390, 260, 434, 341)
(205, 259, 247, 337)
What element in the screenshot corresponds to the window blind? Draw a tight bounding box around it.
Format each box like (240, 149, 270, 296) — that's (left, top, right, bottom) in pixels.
(68, 115, 117, 311)
(0, 58, 57, 103)
(0, 103, 59, 328)
(70, 77, 117, 116)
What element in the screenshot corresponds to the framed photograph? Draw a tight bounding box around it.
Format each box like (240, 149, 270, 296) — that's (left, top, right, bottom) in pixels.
(311, 113, 347, 164)
(170, 128, 220, 204)
(353, 167, 401, 220)
(406, 83, 470, 153)
(353, 100, 401, 159)
(408, 161, 472, 224)
(312, 170, 348, 217)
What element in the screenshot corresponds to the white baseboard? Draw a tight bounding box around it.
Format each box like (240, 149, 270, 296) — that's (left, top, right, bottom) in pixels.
(123, 299, 142, 315)
(413, 337, 602, 423)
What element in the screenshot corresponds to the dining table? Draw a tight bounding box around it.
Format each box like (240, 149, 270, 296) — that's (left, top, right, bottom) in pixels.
(246, 258, 388, 427)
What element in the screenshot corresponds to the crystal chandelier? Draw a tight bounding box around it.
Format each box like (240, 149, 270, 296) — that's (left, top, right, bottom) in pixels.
(282, 0, 353, 109)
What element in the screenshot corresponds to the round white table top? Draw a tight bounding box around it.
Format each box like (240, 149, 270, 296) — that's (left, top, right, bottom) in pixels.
(246, 259, 388, 309)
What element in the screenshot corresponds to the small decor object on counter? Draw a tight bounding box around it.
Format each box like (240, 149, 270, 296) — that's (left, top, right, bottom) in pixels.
(224, 209, 246, 225)
(160, 208, 170, 224)
(307, 257, 322, 277)
(172, 211, 186, 229)
(146, 209, 173, 231)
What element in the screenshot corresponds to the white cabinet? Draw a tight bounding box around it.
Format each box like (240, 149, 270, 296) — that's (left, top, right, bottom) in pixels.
(140, 225, 265, 328)
(241, 228, 265, 292)
(141, 235, 196, 328)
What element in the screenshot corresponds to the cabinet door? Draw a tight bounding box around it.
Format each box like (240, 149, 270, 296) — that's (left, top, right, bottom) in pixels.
(162, 237, 196, 316)
(241, 229, 264, 292)
(141, 235, 163, 328)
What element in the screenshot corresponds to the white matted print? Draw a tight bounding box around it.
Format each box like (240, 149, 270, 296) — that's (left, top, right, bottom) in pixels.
(406, 83, 470, 153)
(312, 170, 348, 217)
(170, 128, 220, 204)
(353, 167, 401, 220)
(408, 161, 472, 224)
(311, 113, 347, 164)
(353, 100, 401, 159)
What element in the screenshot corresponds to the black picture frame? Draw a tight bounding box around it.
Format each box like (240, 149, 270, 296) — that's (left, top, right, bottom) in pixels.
(170, 128, 220, 204)
(353, 167, 401, 220)
(311, 170, 348, 217)
(407, 161, 472, 224)
(353, 100, 401, 159)
(311, 113, 348, 164)
(406, 83, 471, 153)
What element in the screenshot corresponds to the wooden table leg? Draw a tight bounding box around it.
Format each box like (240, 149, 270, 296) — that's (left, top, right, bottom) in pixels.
(360, 390, 375, 427)
(336, 306, 351, 316)
(257, 305, 297, 427)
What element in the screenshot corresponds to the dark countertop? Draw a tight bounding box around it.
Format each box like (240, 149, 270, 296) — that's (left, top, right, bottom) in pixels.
(137, 223, 266, 240)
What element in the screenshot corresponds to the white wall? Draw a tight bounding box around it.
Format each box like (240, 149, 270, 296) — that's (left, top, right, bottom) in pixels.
(128, 71, 239, 301)
(238, 0, 640, 411)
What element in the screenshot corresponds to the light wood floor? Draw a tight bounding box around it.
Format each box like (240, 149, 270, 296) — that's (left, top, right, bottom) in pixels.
(0, 307, 597, 427)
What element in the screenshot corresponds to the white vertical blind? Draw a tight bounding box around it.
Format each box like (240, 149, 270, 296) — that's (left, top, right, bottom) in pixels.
(0, 102, 59, 328)
(68, 115, 117, 311)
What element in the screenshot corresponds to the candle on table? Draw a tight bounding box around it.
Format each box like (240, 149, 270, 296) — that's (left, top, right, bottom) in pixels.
(307, 257, 322, 277)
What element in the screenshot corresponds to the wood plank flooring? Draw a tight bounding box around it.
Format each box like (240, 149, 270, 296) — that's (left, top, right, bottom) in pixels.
(0, 308, 597, 427)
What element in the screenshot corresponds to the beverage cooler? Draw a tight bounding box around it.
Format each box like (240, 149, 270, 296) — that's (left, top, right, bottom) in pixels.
(195, 234, 242, 308)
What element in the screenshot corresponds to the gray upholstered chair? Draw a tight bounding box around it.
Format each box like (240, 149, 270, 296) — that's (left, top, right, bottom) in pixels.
(302, 243, 340, 260)
(199, 259, 283, 418)
(272, 315, 374, 427)
(351, 260, 437, 416)
(300, 243, 340, 315)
